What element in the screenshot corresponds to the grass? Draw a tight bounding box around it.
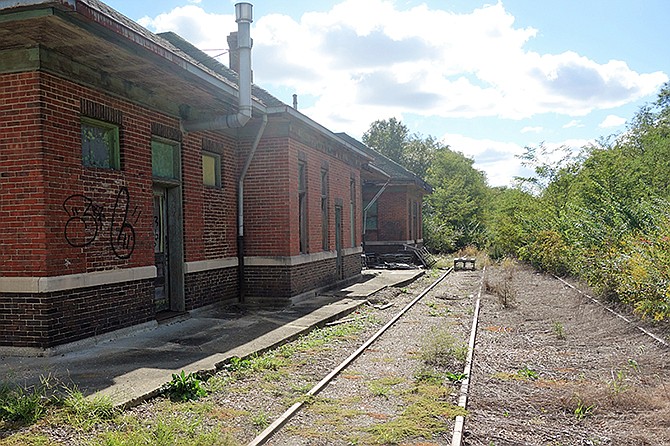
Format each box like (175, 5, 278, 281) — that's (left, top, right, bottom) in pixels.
(485, 258, 517, 308)
(420, 328, 468, 367)
(552, 321, 566, 339)
(92, 410, 241, 446)
(367, 376, 405, 398)
(60, 386, 118, 428)
(365, 384, 466, 444)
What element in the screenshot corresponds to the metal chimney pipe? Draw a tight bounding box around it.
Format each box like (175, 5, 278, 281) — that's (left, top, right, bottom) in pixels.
(182, 2, 253, 131)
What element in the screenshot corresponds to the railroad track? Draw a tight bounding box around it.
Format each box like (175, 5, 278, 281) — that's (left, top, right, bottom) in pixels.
(248, 267, 486, 446)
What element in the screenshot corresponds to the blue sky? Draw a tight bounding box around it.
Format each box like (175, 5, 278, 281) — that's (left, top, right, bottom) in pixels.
(104, 0, 669, 186)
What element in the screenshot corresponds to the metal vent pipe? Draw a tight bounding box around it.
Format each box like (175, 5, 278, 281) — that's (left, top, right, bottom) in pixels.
(182, 2, 253, 131)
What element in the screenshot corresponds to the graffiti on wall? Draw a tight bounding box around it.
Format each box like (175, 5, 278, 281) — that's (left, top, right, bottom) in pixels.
(63, 187, 141, 259)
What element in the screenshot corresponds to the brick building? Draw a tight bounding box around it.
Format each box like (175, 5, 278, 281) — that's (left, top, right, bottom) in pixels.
(337, 134, 432, 258)
(0, 0, 371, 354)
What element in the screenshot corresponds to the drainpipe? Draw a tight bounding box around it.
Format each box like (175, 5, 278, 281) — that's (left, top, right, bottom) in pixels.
(182, 2, 253, 132)
(362, 178, 390, 256)
(237, 114, 267, 303)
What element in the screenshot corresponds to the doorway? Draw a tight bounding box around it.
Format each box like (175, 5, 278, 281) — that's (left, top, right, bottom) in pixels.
(153, 188, 169, 313)
(152, 185, 185, 315)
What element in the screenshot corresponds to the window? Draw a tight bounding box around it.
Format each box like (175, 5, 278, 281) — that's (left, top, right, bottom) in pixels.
(202, 152, 221, 187)
(152, 139, 180, 180)
(365, 201, 378, 231)
(81, 118, 120, 169)
(350, 178, 356, 247)
(298, 161, 307, 253)
(321, 169, 329, 251)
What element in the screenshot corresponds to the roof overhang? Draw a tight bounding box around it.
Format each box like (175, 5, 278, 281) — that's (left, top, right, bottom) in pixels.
(0, 0, 266, 121)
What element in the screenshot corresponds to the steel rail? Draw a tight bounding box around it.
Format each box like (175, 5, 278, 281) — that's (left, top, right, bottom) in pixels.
(554, 275, 668, 348)
(451, 266, 485, 446)
(247, 268, 455, 446)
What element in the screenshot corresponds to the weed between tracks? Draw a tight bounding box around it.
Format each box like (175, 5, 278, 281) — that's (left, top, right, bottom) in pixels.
(0, 271, 477, 446)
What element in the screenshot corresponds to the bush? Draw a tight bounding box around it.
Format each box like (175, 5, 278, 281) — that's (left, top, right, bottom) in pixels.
(519, 230, 571, 276)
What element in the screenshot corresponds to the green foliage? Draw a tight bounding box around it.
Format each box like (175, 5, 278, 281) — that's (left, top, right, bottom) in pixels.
(484, 83, 670, 322)
(420, 328, 467, 367)
(61, 386, 118, 427)
(163, 371, 208, 402)
(363, 117, 409, 166)
(518, 230, 571, 275)
(93, 411, 239, 446)
(517, 366, 539, 380)
(0, 376, 56, 424)
(365, 384, 466, 443)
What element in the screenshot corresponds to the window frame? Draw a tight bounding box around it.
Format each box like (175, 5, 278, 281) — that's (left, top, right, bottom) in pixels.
(298, 161, 308, 254)
(365, 200, 378, 231)
(202, 151, 222, 188)
(151, 137, 181, 182)
(81, 117, 120, 170)
(321, 168, 329, 251)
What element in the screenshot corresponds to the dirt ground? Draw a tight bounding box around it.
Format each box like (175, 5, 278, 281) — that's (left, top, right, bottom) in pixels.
(467, 263, 670, 446)
(3, 262, 669, 446)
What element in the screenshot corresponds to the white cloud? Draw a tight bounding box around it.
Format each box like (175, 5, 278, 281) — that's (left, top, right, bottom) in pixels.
(137, 0, 667, 149)
(563, 120, 583, 128)
(521, 126, 543, 134)
(138, 6, 236, 51)
(599, 114, 627, 128)
(440, 133, 525, 187)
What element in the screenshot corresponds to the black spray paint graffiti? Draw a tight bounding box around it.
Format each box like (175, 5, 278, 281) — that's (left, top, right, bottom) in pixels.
(63, 187, 141, 259)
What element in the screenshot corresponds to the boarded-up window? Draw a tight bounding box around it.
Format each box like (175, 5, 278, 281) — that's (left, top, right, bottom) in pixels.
(152, 139, 180, 180)
(202, 152, 221, 187)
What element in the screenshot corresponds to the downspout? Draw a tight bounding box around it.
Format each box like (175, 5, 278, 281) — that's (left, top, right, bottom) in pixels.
(182, 2, 253, 132)
(362, 178, 390, 255)
(237, 114, 267, 303)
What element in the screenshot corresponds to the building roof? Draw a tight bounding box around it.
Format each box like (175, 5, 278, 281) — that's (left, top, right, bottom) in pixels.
(160, 31, 373, 162)
(336, 133, 433, 193)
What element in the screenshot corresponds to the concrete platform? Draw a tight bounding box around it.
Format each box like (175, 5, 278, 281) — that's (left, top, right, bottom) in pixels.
(0, 269, 424, 407)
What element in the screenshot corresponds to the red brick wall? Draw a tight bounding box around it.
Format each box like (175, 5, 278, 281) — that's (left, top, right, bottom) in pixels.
(1, 71, 242, 276)
(239, 136, 292, 256)
(363, 185, 426, 243)
(0, 279, 154, 348)
(184, 267, 237, 310)
(0, 72, 48, 276)
(243, 252, 361, 303)
(183, 132, 238, 262)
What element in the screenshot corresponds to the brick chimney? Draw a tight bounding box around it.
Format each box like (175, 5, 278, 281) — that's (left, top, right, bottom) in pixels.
(227, 31, 240, 73)
(227, 31, 253, 81)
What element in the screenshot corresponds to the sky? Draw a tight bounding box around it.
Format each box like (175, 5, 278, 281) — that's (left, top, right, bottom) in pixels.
(103, 0, 670, 187)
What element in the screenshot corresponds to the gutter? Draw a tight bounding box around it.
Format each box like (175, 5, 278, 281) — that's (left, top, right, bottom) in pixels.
(266, 105, 374, 163)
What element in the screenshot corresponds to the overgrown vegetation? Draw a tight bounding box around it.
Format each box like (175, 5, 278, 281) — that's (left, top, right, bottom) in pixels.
(0, 311, 379, 445)
(367, 83, 670, 322)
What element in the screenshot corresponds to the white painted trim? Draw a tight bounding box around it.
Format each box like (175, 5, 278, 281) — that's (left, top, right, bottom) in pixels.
(245, 247, 362, 267)
(0, 266, 156, 293)
(184, 258, 238, 274)
(365, 240, 417, 246)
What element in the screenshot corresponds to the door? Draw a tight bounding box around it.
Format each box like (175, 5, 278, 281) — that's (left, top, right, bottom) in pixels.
(153, 188, 169, 313)
(335, 205, 344, 280)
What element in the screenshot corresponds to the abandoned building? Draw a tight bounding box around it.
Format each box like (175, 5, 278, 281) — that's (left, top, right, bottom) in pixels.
(0, 0, 430, 354)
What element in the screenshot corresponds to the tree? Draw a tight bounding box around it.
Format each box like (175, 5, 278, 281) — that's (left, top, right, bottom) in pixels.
(362, 118, 408, 166)
(424, 146, 489, 250)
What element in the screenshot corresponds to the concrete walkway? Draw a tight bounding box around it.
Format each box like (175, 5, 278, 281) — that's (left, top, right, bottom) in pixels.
(1, 269, 423, 407)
